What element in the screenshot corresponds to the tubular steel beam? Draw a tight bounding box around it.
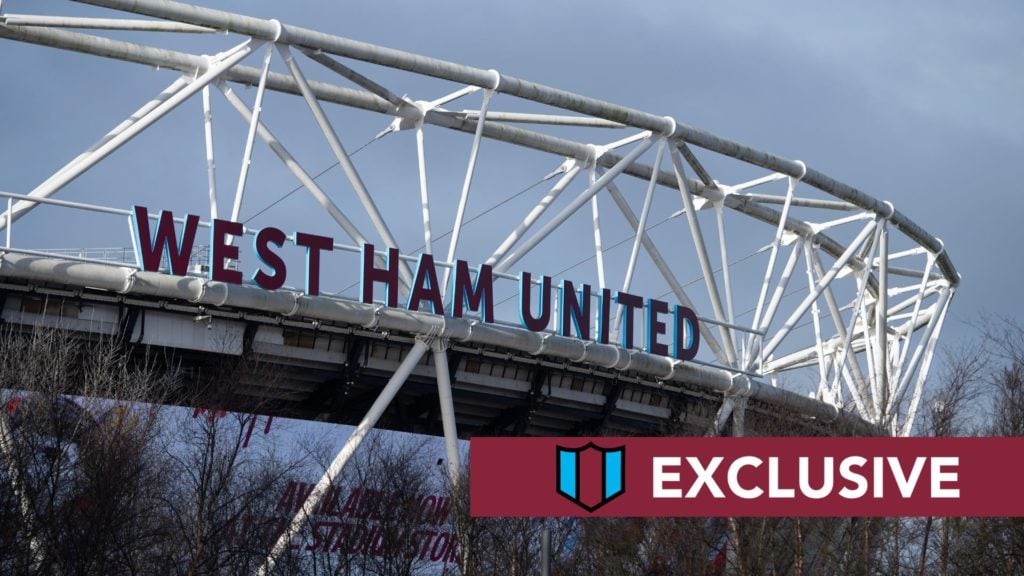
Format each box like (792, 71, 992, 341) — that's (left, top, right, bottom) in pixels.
(442, 88, 493, 294)
(432, 342, 462, 485)
(605, 180, 729, 365)
(217, 81, 370, 247)
(451, 110, 625, 128)
(671, 149, 737, 366)
(0, 13, 214, 32)
(0, 23, 877, 292)
(278, 44, 412, 282)
(229, 43, 273, 224)
(485, 163, 578, 267)
(260, 338, 431, 575)
(0, 252, 863, 430)
(0, 3, 958, 438)
(495, 137, 655, 273)
(759, 220, 878, 364)
(71, 0, 959, 286)
(0, 38, 255, 226)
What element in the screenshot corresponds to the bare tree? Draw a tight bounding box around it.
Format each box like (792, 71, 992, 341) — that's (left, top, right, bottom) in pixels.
(0, 326, 176, 575)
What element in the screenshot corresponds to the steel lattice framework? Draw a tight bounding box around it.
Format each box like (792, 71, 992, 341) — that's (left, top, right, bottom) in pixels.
(0, 1, 957, 568)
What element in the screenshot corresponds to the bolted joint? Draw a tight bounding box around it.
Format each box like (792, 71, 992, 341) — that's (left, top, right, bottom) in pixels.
(268, 19, 286, 43)
(729, 373, 753, 397)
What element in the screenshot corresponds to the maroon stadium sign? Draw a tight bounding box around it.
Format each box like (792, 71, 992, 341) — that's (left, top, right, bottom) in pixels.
(131, 206, 700, 361)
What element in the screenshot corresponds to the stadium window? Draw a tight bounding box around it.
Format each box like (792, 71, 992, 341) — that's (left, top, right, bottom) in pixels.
(282, 329, 316, 349)
(20, 296, 80, 318)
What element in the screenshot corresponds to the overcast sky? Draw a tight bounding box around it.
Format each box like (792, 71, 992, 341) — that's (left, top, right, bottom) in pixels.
(1, 0, 1022, 350)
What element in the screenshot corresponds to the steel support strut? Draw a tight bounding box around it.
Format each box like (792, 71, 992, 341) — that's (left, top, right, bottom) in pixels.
(0, 0, 962, 442)
(671, 149, 737, 366)
(259, 338, 430, 575)
(747, 169, 802, 364)
(875, 223, 890, 414)
(216, 81, 379, 256)
(278, 44, 413, 284)
(759, 220, 877, 364)
(0, 38, 255, 227)
(202, 85, 219, 219)
(604, 180, 729, 365)
(442, 83, 495, 294)
(495, 137, 654, 273)
(590, 168, 608, 291)
(229, 43, 273, 223)
(432, 342, 461, 485)
(0, 22, 906, 296)
(486, 163, 580, 267)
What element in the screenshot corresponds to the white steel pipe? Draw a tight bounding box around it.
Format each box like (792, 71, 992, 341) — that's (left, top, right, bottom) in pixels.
(485, 164, 579, 267)
(443, 88, 494, 294)
(748, 174, 799, 360)
(201, 86, 218, 220)
(1, 40, 254, 228)
(216, 81, 369, 247)
(765, 306, 934, 375)
(759, 220, 877, 364)
(590, 171, 607, 291)
(716, 202, 736, 345)
(746, 239, 805, 372)
(416, 123, 433, 255)
(0, 75, 188, 229)
(889, 255, 937, 406)
(671, 149, 737, 366)
(0, 24, 877, 290)
(621, 139, 665, 295)
(454, 110, 624, 128)
(278, 45, 413, 284)
(259, 338, 430, 575)
(808, 254, 830, 399)
(875, 223, 889, 408)
(605, 181, 728, 365)
(894, 287, 953, 416)
(71, 0, 958, 285)
(825, 228, 882, 421)
(496, 137, 654, 273)
(229, 43, 273, 223)
(809, 245, 875, 418)
(899, 288, 952, 436)
(302, 48, 407, 108)
(432, 343, 462, 485)
(1, 14, 214, 32)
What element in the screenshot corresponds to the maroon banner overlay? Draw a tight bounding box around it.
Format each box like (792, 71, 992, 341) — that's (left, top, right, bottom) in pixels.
(470, 437, 1024, 517)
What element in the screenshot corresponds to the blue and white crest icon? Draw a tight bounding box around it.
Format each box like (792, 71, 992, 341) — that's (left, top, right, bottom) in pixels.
(555, 442, 625, 512)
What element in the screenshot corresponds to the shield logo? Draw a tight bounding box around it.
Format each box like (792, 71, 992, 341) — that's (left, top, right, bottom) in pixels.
(555, 442, 625, 512)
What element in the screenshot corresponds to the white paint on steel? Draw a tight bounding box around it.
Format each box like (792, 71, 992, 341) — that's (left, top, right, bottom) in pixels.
(432, 342, 462, 485)
(0, 39, 255, 228)
(0, 1, 963, 514)
(258, 338, 431, 576)
(229, 43, 272, 224)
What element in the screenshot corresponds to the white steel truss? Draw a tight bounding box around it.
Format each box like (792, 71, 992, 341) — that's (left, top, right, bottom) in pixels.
(0, 0, 959, 565)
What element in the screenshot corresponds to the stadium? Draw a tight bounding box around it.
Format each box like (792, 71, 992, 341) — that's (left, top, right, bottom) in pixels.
(0, 0, 959, 573)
